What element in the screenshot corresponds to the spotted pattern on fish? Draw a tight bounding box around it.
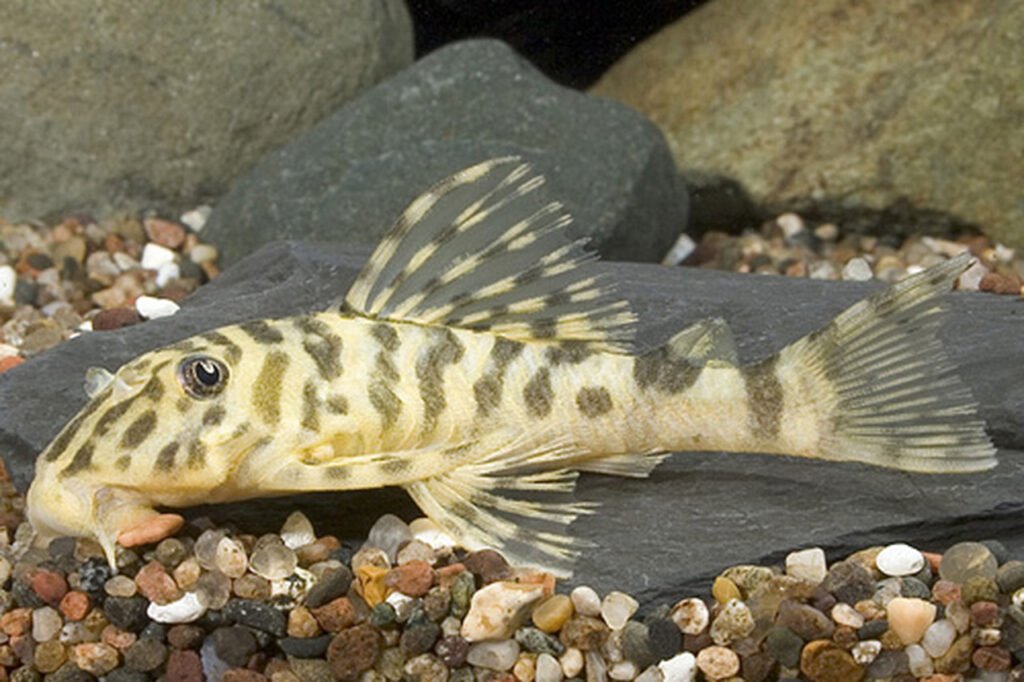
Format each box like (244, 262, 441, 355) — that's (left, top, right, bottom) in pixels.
(240, 320, 284, 345)
(120, 410, 157, 449)
(202, 406, 226, 427)
(155, 442, 180, 472)
(416, 329, 465, 433)
(473, 337, 525, 417)
(545, 340, 594, 366)
(44, 386, 112, 461)
(523, 367, 554, 418)
(368, 324, 402, 431)
(253, 351, 289, 425)
(576, 386, 613, 418)
(325, 394, 349, 415)
(741, 357, 784, 441)
(296, 317, 343, 380)
(201, 331, 243, 364)
(59, 443, 94, 478)
(187, 440, 207, 470)
(632, 348, 702, 394)
(301, 380, 320, 432)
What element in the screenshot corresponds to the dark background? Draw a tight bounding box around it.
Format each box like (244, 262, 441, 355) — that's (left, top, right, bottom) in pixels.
(408, 0, 706, 88)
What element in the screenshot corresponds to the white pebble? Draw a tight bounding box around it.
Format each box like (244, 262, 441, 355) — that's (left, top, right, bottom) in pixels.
(634, 666, 663, 682)
(0, 265, 15, 304)
(408, 517, 455, 550)
(923, 236, 968, 257)
(994, 243, 1015, 262)
(180, 205, 212, 232)
(386, 591, 416, 622)
(536, 653, 563, 682)
(601, 591, 638, 630)
(189, 243, 219, 265)
(461, 582, 545, 641)
(155, 262, 181, 288)
(921, 618, 957, 657)
(905, 643, 934, 677)
(876, 543, 925, 577)
(776, 212, 805, 239)
(785, 547, 827, 583)
(609, 661, 638, 681)
(140, 242, 177, 270)
(570, 585, 602, 617)
(662, 234, 696, 266)
(280, 511, 316, 549)
(32, 606, 63, 642)
(1013, 586, 1024, 610)
(842, 257, 873, 281)
(466, 639, 520, 671)
(147, 591, 206, 623)
(112, 252, 140, 271)
(585, 651, 607, 682)
(670, 598, 709, 635)
(0, 344, 18, 360)
(657, 652, 697, 682)
(135, 295, 180, 319)
(851, 640, 881, 665)
(958, 260, 990, 291)
(560, 648, 584, 678)
(830, 602, 864, 629)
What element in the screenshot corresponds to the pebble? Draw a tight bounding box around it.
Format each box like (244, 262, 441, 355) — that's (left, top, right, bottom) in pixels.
(33, 639, 67, 673)
(69, 642, 120, 675)
(608, 660, 636, 680)
(570, 586, 601, 618)
(147, 591, 207, 624)
(669, 598, 708, 635)
(775, 599, 834, 641)
(365, 514, 413, 562)
(0, 266, 16, 304)
(536, 652, 563, 682)
(105, 575, 138, 598)
(938, 542, 998, 584)
(249, 543, 298, 581)
(233, 573, 271, 600)
(905, 642, 934, 677)
(30, 570, 68, 606)
(533, 594, 574, 634)
(32, 606, 63, 642)
(763, 626, 803, 668)
(657, 652, 696, 682)
(195, 569, 231, 609)
(166, 648, 204, 682)
(694, 645, 739, 679)
(467, 640, 520, 671)
(279, 511, 316, 550)
(155, 262, 180, 288)
(408, 517, 456, 550)
(386, 560, 434, 597)
(140, 243, 177, 270)
(123, 638, 167, 672)
(287, 606, 322, 638)
(135, 295, 180, 319)
(876, 543, 925, 577)
(560, 647, 584, 678)
(708, 599, 754, 645)
(886, 597, 936, 644)
(600, 592, 638, 631)
(215, 537, 248, 578)
(799, 639, 863, 682)
(842, 257, 873, 280)
(785, 547, 827, 583)
(829, 602, 863, 629)
(223, 599, 287, 637)
(304, 565, 352, 608)
(403, 653, 448, 682)
(181, 206, 212, 232)
(921, 618, 958, 657)
(517, 627, 564, 657)
(435, 635, 469, 668)
(143, 218, 187, 249)
(850, 639, 881, 665)
(326, 623, 381, 680)
(461, 582, 545, 642)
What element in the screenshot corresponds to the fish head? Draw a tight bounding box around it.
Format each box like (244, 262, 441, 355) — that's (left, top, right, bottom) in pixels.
(27, 335, 257, 563)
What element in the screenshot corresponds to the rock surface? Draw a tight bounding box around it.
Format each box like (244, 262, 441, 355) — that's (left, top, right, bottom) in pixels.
(1, 241, 1022, 606)
(0, 1, 413, 220)
(592, 0, 1024, 248)
(202, 40, 687, 266)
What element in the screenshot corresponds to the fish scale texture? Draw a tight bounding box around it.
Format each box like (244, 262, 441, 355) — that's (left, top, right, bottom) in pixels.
(0, 240, 1021, 603)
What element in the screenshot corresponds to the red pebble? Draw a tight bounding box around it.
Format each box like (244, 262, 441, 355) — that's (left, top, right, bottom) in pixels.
(970, 600, 1001, 627)
(144, 218, 187, 249)
(166, 649, 204, 682)
(30, 569, 68, 606)
(311, 597, 356, 633)
(59, 590, 91, 621)
(0, 357, 24, 374)
(385, 560, 435, 597)
(92, 306, 142, 331)
(972, 646, 1012, 672)
(134, 561, 182, 605)
(931, 580, 961, 605)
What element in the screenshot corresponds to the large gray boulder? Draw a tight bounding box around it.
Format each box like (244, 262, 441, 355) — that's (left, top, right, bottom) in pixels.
(592, 0, 1024, 248)
(0, 1, 412, 221)
(202, 40, 688, 266)
(2, 241, 1021, 605)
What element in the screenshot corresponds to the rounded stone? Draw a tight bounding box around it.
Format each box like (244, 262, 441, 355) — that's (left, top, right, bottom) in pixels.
(997, 560, 1024, 594)
(799, 640, 863, 682)
(938, 542, 998, 584)
(279, 511, 317, 550)
(214, 537, 249, 579)
(166, 649, 203, 682)
(535, 652, 562, 682)
(104, 596, 150, 632)
(461, 582, 545, 642)
(850, 639, 881, 665)
(33, 640, 67, 674)
(695, 646, 739, 679)
(69, 642, 120, 676)
(32, 606, 63, 642)
(466, 639, 520, 671)
(211, 626, 257, 668)
(669, 598, 708, 635)
(821, 561, 875, 605)
(248, 543, 297, 581)
(646, 618, 682, 661)
(708, 598, 755, 646)
(921, 619, 957, 658)
(885, 597, 936, 645)
(516, 627, 565, 657)
(400, 621, 441, 657)
(785, 547, 827, 584)
(875, 543, 925, 577)
(711, 576, 741, 604)
(385, 560, 434, 597)
(463, 550, 512, 584)
(403, 653, 449, 682)
(569, 586, 601, 618)
(763, 626, 803, 668)
(532, 595, 574, 634)
(311, 597, 356, 633)
(829, 603, 863, 629)
(435, 635, 469, 668)
(123, 638, 167, 672)
(961, 575, 999, 604)
(327, 624, 381, 680)
(365, 514, 413, 562)
(657, 652, 696, 682)
(776, 600, 834, 641)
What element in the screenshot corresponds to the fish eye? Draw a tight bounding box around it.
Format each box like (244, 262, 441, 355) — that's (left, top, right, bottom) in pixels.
(178, 356, 228, 399)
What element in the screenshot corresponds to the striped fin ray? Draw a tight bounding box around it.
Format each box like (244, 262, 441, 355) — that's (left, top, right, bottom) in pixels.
(404, 431, 598, 577)
(783, 252, 996, 472)
(342, 157, 635, 350)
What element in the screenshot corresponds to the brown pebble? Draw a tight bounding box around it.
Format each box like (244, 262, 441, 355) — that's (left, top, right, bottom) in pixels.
(118, 513, 185, 548)
(559, 615, 609, 651)
(933, 634, 973, 674)
(59, 590, 90, 621)
(831, 625, 858, 650)
(287, 606, 322, 638)
(223, 669, 267, 682)
(92, 307, 142, 331)
(144, 218, 187, 249)
(312, 597, 356, 633)
(0, 608, 31, 637)
(327, 624, 380, 681)
(101, 624, 137, 650)
(980, 272, 1023, 295)
(30, 569, 69, 606)
(385, 560, 435, 597)
(970, 600, 1001, 627)
(463, 549, 512, 583)
(532, 594, 574, 634)
(799, 639, 863, 682)
(167, 625, 206, 650)
(134, 560, 183, 605)
(166, 649, 204, 682)
(972, 646, 1012, 672)
(931, 580, 961, 605)
(296, 537, 337, 566)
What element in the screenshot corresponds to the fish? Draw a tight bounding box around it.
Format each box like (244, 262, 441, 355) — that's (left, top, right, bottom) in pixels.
(26, 157, 996, 574)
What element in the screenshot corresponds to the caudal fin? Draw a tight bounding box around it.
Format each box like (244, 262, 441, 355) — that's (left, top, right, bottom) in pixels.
(781, 253, 996, 473)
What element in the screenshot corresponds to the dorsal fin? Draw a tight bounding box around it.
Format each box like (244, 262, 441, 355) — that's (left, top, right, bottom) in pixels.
(341, 158, 635, 351)
(665, 317, 738, 365)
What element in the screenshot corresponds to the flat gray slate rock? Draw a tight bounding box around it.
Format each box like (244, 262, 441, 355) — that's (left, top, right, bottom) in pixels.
(202, 39, 687, 267)
(1, 241, 1021, 607)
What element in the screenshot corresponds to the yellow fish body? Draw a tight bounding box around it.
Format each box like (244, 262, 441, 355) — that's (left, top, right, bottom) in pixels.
(27, 158, 996, 573)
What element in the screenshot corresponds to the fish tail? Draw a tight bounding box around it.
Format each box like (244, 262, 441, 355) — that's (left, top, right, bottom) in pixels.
(777, 252, 996, 473)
